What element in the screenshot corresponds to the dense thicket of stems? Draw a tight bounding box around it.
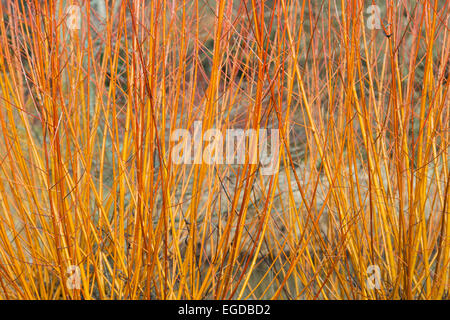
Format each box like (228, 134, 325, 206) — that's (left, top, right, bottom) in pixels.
(0, 0, 448, 299)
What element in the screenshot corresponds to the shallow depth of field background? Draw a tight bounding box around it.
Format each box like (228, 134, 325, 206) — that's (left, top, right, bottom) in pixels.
(0, 0, 448, 299)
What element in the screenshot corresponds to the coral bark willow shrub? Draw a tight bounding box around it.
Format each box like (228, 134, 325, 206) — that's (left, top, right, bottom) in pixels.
(0, 0, 448, 299)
